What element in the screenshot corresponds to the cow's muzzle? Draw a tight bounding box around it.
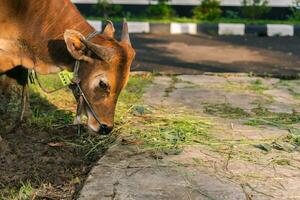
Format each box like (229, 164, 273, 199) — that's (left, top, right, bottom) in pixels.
(99, 124, 113, 135)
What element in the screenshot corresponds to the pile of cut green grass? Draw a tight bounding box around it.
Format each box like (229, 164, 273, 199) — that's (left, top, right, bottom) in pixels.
(126, 111, 213, 154)
(114, 74, 214, 154)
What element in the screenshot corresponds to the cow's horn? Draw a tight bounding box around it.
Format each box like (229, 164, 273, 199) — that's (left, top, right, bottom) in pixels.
(82, 40, 115, 62)
(103, 20, 115, 38)
(121, 18, 131, 45)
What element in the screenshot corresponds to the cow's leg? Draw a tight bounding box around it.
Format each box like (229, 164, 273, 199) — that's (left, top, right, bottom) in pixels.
(0, 39, 34, 74)
(0, 66, 29, 132)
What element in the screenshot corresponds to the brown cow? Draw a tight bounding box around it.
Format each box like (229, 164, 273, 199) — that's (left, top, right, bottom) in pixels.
(0, 0, 135, 134)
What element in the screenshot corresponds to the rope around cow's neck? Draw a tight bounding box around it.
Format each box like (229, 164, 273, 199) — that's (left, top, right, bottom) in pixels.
(32, 71, 69, 94)
(72, 31, 103, 134)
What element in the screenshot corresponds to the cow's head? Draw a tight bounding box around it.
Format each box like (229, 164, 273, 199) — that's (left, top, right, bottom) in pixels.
(63, 20, 135, 134)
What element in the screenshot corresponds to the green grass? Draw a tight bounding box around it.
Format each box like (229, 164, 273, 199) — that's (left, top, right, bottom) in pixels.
(87, 16, 300, 25)
(214, 18, 300, 25)
(28, 77, 75, 131)
(87, 16, 199, 23)
(1, 182, 34, 200)
(118, 73, 153, 105)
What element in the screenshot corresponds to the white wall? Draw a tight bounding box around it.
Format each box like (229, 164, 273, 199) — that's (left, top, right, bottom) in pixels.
(72, 0, 293, 7)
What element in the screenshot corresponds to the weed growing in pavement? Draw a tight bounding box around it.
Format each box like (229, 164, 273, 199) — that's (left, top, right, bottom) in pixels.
(204, 103, 250, 118)
(246, 108, 300, 128)
(277, 79, 300, 99)
(249, 79, 268, 94)
(281, 134, 300, 148)
(164, 75, 179, 97)
(203, 102, 300, 148)
(200, 78, 269, 95)
(203, 102, 300, 130)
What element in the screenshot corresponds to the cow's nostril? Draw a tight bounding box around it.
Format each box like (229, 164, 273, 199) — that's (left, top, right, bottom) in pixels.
(99, 124, 113, 135)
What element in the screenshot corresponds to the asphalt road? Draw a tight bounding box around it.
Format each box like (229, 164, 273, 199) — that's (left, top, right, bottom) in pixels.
(131, 34, 300, 78)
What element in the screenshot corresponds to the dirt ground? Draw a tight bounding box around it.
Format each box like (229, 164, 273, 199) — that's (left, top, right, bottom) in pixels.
(0, 107, 113, 199)
(132, 34, 300, 78)
(1, 126, 93, 199)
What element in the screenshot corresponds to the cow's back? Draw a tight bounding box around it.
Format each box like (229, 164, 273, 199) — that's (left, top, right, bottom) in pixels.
(0, 0, 93, 68)
(0, 0, 28, 38)
(0, 0, 90, 38)
(0, 0, 28, 19)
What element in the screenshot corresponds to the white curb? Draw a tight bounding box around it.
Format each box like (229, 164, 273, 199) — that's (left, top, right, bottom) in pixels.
(171, 23, 197, 34)
(128, 22, 150, 33)
(267, 24, 294, 36)
(87, 20, 298, 37)
(87, 20, 102, 32)
(218, 23, 245, 35)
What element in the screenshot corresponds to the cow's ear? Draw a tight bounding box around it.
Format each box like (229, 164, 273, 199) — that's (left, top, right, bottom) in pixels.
(103, 20, 115, 38)
(64, 30, 91, 62)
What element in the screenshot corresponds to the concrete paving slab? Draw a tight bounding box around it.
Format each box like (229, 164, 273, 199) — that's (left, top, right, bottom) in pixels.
(79, 145, 246, 200)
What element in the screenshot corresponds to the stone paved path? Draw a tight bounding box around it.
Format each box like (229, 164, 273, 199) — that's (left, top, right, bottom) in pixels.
(79, 73, 300, 200)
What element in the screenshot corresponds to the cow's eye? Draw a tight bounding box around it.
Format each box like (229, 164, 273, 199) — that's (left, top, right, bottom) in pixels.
(99, 81, 109, 91)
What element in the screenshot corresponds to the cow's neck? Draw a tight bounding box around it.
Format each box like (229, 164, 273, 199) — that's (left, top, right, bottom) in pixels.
(22, 0, 94, 74)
